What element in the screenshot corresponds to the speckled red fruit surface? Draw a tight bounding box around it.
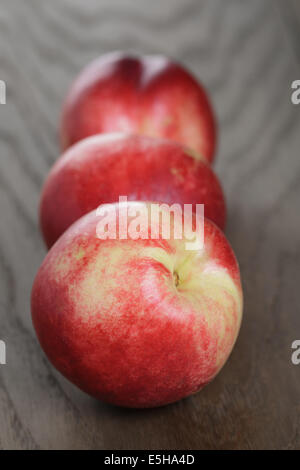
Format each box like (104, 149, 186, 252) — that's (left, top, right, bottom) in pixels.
(40, 134, 225, 248)
(60, 52, 216, 163)
(31, 203, 243, 408)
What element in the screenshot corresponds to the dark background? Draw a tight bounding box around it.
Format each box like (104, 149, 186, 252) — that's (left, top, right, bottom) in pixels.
(0, 0, 300, 450)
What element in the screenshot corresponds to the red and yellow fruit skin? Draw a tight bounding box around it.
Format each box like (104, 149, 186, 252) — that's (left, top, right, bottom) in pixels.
(40, 134, 226, 248)
(60, 52, 216, 163)
(32, 204, 243, 408)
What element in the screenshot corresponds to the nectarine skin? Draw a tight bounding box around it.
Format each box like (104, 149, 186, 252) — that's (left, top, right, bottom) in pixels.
(40, 134, 226, 248)
(32, 204, 243, 408)
(60, 52, 216, 163)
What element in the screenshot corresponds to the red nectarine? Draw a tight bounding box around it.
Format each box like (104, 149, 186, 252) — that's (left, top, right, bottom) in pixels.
(40, 134, 226, 248)
(60, 52, 216, 163)
(32, 203, 243, 408)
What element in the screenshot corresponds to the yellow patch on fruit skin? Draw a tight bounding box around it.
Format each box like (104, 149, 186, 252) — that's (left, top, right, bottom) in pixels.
(51, 251, 73, 280)
(50, 242, 90, 282)
(143, 246, 174, 274)
(143, 239, 243, 371)
(184, 147, 205, 162)
(67, 242, 145, 323)
(170, 166, 185, 185)
(139, 118, 154, 135)
(74, 247, 85, 260)
(140, 243, 242, 334)
(161, 116, 173, 127)
(140, 116, 173, 134)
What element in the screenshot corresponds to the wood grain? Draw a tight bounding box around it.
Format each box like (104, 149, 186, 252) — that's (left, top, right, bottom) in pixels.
(0, 0, 300, 449)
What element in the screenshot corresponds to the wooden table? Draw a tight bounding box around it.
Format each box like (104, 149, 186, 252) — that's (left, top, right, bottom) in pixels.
(0, 0, 299, 450)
